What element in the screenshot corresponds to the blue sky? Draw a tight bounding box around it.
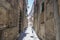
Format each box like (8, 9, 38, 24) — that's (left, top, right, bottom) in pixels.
(27, 0, 34, 14)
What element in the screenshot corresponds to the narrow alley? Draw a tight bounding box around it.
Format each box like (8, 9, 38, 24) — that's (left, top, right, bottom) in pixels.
(0, 0, 60, 40)
(18, 26, 40, 40)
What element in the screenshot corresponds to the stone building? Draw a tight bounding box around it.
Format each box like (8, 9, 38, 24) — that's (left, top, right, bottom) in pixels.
(33, 0, 60, 40)
(19, 0, 24, 33)
(23, 0, 28, 29)
(0, 0, 27, 40)
(28, 3, 34, 26)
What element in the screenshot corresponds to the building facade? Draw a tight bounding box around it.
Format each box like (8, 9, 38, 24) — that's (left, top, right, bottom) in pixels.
(23, 0, 28, 29)
(0, 0, 20, 40)
(33, 0, 60, 40)
(28, 3, 34, 26)
(0, 0, 27, 40)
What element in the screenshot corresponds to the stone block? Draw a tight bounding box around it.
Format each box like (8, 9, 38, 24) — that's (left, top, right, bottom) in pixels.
(0, 27, 19, 40)
(45, 19, 56, 40)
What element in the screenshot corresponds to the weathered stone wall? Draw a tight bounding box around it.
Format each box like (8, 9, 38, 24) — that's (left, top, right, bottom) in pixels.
(0, 7, 8, 28)
(33, 0, 56, 40)
(19, 0, 24, 32)
(33, 12, 38, 33)
(38, 24, 45, 40)
(38, 13, 45, 40)
(58, 0, 60, 16)
(23, 16, 28, 28)
(0, 0, 20, 40)
(33, 1, 39, 33)
(45, 0, 56, 40)
(45, 19, 56, 40)
(33, 0, 46, 40)
(1, 27, 19, 40)
(23, 0, 28, 31)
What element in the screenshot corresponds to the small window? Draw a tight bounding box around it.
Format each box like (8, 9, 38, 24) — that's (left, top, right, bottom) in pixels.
(42, 2, 44, 12)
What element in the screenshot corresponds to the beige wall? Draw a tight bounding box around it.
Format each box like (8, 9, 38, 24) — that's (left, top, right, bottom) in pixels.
(45, 0, 56, 40)
(58, 0, 60, 16)
(33, 0, 56, 40)
(1, 27, 19, 40)
(0, 0, 20, 40)
(33, 12, 38, 33)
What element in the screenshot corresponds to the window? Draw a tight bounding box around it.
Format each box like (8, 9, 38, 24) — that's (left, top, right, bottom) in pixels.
(42, 2, 44, 12)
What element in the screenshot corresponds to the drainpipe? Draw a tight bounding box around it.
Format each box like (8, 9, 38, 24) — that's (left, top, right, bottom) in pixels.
(53, 0, 60, 40)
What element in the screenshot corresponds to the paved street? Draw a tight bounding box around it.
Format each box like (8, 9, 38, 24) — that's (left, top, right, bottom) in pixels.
(18, 26, 40, 40)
